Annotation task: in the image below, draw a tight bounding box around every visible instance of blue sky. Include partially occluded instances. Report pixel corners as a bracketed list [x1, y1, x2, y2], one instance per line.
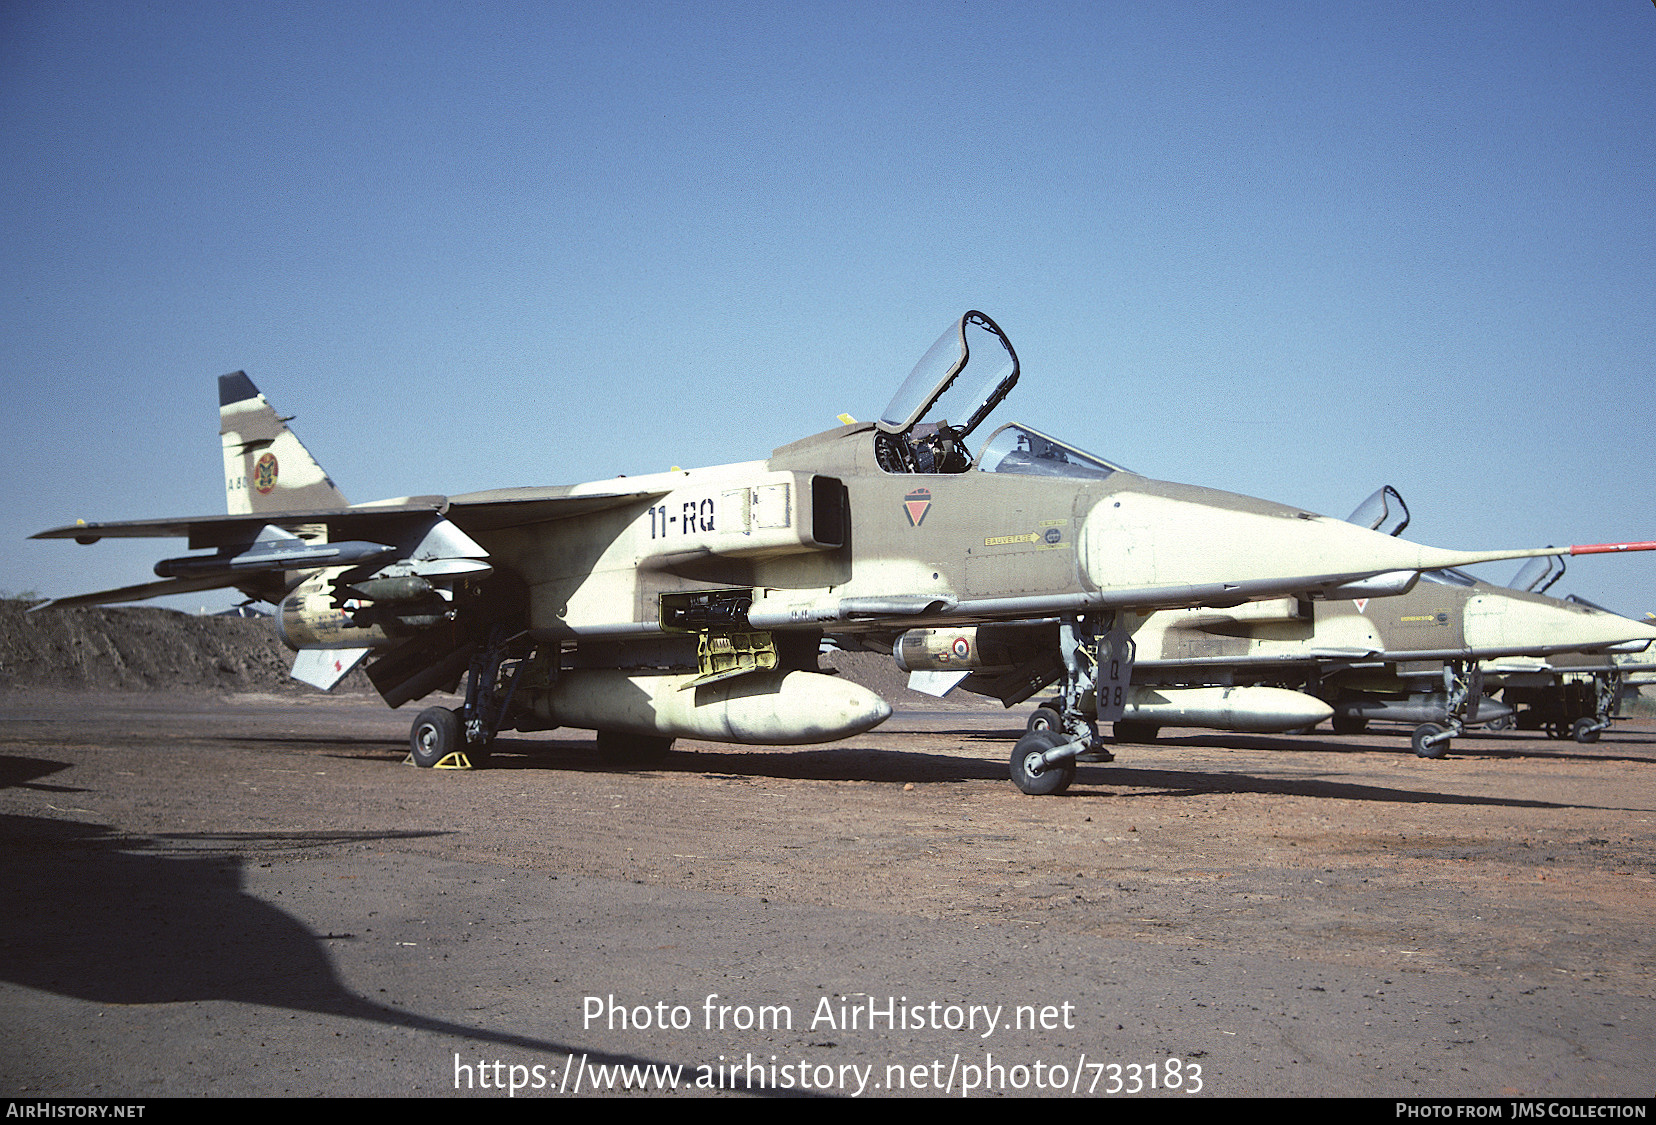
[4, 1, 1653, 616]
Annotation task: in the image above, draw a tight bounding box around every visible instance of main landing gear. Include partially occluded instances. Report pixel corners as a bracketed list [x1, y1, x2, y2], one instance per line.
[407, 626, 533, 769]
[1536, 672, 1619, 744]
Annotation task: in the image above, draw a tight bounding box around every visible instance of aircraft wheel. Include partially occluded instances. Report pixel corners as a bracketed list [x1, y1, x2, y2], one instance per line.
[1113, 720, 1159, 744]
[597, 729, 675, 764]
[1484, 714, 1513, 732]
[1010, 729, 1075, 796]
[1571, 718, 1601, 744]
[410, 707, 462, 768]
[1026, 705, 1063, 734]
[1331, 714, 1367, 735]
[1411, 722, 1448, 759]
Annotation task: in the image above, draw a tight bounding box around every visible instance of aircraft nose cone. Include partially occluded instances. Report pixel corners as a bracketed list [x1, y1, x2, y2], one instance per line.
[1464, 594, 1656, 655]
[1079, 490, 1452, 599]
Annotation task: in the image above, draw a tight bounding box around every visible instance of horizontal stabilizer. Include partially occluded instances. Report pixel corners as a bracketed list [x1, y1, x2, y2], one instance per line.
[28, 573, 246, 612]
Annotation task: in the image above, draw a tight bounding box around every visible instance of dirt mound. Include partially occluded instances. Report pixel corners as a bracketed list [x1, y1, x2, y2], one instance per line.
[0, 600, 318, 695]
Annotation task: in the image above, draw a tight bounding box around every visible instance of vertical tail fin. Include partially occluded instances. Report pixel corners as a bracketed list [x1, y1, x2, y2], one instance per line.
[219, 372, 349, 514]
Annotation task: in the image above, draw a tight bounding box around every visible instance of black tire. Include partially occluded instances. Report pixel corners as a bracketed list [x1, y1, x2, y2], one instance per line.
[410, 707, 462, 768]
[597, 729, 675, 764]
[1026, 705, 1063, 734]
[1331, 713, 1368, 735]
[1010, 729, 1076, 796]
[1571, 718, 1601, 744]
[1412, 722, 1448, 759]
[1484, 714, 1513, 732]
[1113, 719, 1160, 744]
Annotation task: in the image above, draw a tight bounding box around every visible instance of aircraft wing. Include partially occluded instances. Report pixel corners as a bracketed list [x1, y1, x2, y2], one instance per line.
[32, 483, 672, 548]
[29, 485, 676, 616]
[444, 485, 670, 532]
[30, 500, 449, 548]
[28, 500, 456, 611]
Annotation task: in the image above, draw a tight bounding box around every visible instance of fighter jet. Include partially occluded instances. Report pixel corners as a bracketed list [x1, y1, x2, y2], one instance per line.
[903, 490, 1656, 760]
[1477, 590, 1656, 744]
[30, 312, 1653, 793]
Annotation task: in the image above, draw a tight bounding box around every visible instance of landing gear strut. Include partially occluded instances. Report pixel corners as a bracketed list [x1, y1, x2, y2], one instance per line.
[1410, 661, 1482, 759]
[1009, 616, 1132, 794]
[1573, 670, 1621, 743]
[407, 625, 534, 769]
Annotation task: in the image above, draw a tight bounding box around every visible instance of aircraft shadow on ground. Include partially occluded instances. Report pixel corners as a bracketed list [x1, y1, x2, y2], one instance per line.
[1064, 765, 1583, 808]
[151, 719, 1641, 805]
[0, 813, 740, 1087]
[0, 755, 80, 792]
[223, 713, 1656, 774]
[483, 737, 1016, 785]
[1126, 728, 1656, 768]
[462, 736, 1600, 809]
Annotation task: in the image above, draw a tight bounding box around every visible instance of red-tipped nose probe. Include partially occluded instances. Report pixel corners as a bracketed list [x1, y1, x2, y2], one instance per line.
[1569, 541, 1656, 555]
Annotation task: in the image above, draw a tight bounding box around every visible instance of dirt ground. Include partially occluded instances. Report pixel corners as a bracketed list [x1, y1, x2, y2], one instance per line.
[1, 604, 1651, 1098]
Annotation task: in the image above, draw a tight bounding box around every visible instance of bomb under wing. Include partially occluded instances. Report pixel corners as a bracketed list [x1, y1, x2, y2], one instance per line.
[30, 312, 1655, 790]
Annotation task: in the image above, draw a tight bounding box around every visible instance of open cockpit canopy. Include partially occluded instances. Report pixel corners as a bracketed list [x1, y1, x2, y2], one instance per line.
[872, 311, 1124, 479]
[878, 310, 1018, 439]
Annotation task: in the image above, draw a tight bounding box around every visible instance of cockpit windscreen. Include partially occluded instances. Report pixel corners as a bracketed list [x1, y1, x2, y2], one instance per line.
[975, 423, 1126, 480]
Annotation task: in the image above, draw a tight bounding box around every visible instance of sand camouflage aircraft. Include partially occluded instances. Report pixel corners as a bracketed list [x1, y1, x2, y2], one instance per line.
[1477, 583, 1656, 745]
[903, 487, 1656, 759]
[31, 312, 1655, 793]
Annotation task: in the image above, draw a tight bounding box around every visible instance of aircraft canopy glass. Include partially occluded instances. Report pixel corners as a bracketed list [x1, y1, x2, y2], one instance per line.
[1564, 593, 1616, 614]
[878, 311, 1018, 439]
[974, 423, 1125, 480]
[1345, 486, 1410, 537]
[1509, 554, 1564, 594]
